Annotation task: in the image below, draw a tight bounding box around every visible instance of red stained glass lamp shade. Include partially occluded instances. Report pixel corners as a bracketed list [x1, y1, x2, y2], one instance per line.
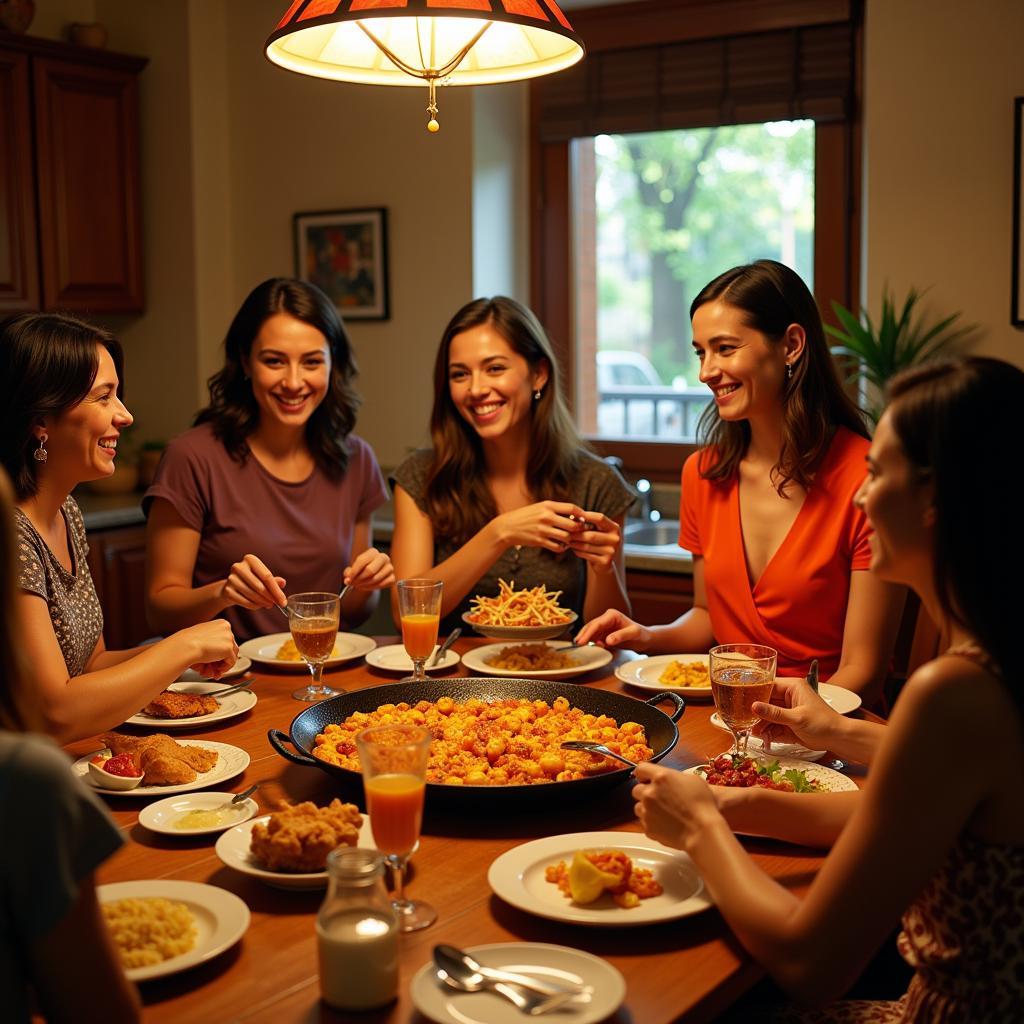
[266, 1, 585, 130]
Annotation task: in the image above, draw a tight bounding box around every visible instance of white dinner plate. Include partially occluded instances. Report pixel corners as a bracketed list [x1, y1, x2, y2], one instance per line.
[462, 641, 613, 681]
[124, 681, 257, 730]
[73, 740, 250, 797]
[685, 754, 858, 793]
[177, 656, 252, 682]
[214, 813, 376, 890]
[98, 879, 250, 982]
[708, 713, 826, 762]
[817, 681, 862, 714]
[410, 942, 626, 1024]
[488, 830, 713, 926]
[365, 643, 460, 673]
[139, 791, 261, 836]
[615, 653, 713, 697]
[238, 631, 377, 670]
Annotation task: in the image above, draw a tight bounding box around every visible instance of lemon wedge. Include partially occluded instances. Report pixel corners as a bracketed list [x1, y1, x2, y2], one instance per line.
[567, 850, 622, 904]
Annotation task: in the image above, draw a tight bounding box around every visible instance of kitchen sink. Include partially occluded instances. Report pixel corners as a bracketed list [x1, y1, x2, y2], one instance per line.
[623, 520, 681, 547]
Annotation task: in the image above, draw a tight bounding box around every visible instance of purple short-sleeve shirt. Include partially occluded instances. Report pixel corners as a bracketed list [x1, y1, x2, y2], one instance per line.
[144, 424, 388, 640]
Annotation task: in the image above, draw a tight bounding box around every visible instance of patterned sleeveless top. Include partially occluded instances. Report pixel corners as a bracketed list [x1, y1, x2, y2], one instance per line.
[776, 644, 1024, 1023]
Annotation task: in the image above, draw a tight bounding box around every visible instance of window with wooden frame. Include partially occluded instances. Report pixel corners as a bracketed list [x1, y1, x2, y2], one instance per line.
[530, 0, 862, 481]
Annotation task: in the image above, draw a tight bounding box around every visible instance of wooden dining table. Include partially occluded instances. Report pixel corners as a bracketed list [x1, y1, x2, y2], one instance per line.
[64, 637, 865, 1024]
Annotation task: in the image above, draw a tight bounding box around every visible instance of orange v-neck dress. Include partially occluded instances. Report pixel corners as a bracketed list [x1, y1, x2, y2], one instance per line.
[678, 427, 872, 679]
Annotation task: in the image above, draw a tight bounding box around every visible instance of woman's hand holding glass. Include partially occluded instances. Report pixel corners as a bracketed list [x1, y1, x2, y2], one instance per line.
[356, 724, 436, 932]
[752, 677, 843, 751]
[574, 609, 653, 651]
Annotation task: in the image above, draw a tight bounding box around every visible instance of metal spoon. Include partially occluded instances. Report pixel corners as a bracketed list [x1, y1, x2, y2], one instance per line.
[230, 783, 259, 804]
[433, 946, 589, 1015]
[428, 627, 462, 667]
[560, 740, 638, 768]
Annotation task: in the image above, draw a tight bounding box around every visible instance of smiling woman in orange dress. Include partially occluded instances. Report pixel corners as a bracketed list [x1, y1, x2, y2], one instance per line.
[633, 357, 1024, 1020]
[0, 313, 238, 743]
[577, 261, 905, 704]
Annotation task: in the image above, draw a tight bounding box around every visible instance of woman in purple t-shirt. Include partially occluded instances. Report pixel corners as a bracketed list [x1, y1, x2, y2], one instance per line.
[144, 278, 393, 641]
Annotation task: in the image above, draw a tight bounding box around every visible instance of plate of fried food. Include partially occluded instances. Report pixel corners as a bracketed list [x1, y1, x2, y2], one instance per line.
[461, 640, 612, 681]
[74, 733, 250, 796]
[123, 681, 257, 730]
[215, 799, 376, 890]
[615, 653, 713, 697]
[488, 831, 712, 926]
[238, 631, 377, 669]
[98, 879, 250, 982]
[463, 580, 578, 641]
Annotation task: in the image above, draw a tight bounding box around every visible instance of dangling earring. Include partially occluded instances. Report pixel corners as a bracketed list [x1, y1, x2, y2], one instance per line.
[534, 389, 543, 401]
[785, 362, 794, 382]
[33, 433, 48, 463]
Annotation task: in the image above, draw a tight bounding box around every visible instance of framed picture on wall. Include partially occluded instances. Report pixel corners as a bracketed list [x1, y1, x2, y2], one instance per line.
[293, 207, 390, 320]
[1013, 97, 1023, 328]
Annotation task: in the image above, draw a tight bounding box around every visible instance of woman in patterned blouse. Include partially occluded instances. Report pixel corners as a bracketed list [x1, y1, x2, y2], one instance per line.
[0, 313, 238, 742]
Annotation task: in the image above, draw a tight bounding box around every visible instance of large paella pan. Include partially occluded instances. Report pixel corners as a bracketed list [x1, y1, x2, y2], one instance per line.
[268, 677, 684, 807]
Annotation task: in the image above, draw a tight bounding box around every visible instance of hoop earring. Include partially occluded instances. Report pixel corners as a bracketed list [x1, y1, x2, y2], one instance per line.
[534, 389, 543, 401]
[33, 433, 48, 463]
[785, 362, 794, 382]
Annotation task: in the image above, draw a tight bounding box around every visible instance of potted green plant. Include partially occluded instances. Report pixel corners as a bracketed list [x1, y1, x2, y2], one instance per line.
[826, 287, 974, 423]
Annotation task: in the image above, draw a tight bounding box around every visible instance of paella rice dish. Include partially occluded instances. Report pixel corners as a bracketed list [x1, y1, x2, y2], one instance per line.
[657, 660, 710, 688]
[312, 695, 654, 785]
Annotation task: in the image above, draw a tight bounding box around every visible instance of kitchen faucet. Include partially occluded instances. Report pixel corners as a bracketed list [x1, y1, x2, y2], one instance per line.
[635, 478, 661, 522]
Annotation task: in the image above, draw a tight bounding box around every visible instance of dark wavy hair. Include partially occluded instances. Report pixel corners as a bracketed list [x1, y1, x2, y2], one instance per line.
[691, 260, 867, 494]
[194, 278, 361, 479]
[424, 296, 585, 543]
[0, 312, 124, 501]
[886, 357, 1021, 707]
[0, 466, 36, 732]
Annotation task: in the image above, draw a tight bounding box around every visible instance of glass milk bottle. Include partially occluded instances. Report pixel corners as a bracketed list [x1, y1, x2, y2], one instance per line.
[317, 848, 399, 1011]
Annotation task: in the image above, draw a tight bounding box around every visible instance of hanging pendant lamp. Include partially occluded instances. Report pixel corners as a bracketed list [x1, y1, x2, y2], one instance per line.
[266, 0, 585, 132]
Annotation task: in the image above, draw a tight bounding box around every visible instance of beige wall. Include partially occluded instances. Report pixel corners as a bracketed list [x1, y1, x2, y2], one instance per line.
[28, 0, 1023, 458]
[864, 0, 1024, 365]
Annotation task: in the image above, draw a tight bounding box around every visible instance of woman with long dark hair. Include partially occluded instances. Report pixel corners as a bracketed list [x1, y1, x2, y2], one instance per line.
[633, 357, 1024, 1018]
[0, 313, 237, 743]
[390, 296, 633, 630]
[578, 260, 904, 701]
[145, 278, 394, 641]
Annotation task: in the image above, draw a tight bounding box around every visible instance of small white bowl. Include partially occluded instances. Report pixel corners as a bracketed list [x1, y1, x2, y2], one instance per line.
[87, 758, 143, 791]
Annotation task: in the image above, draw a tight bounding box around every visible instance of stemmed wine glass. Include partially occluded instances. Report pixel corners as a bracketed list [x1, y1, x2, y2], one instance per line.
[355, 723, 436, 932]
[287, 591, 341, 702]
[396, 579, 442, 683]
[709, 643, 777, 757]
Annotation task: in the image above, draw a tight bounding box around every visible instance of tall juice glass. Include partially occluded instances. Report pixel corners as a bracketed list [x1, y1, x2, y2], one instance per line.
[356, 723, 436, 932]
[396, 579, 442, 682]
[709, 644, 777, 757]
[287, 591, 341, 702]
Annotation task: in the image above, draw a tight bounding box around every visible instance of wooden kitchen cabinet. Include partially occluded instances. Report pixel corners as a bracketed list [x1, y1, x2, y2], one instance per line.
[626, 569, 693, 623]
[86, 524, 152, 650]
[0, 32, 146, 313]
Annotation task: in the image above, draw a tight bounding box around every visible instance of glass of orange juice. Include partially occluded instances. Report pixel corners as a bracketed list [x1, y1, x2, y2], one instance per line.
[355, 723, 436, 932]
[396, 578, 442, 682]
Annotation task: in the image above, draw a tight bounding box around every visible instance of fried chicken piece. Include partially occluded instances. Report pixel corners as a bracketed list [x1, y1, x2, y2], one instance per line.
[141, 690, 220, 719]
[250, 800, 362, 873]
[99, 731, 219, 783]
[139, 747, 197, 785]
